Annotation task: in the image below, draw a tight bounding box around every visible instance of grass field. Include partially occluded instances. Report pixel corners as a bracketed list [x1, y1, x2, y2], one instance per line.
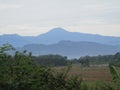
[54, 64, 113, 82]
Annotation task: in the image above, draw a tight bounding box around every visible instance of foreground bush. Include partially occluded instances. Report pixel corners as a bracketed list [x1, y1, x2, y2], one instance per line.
[0, 44, 82, 90]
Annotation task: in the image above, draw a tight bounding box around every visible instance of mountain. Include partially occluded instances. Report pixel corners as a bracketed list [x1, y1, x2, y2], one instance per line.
[0, 34, 31, 47]
[21, 41, 120, 58]
[0, 27, 120, 47]
[31, 27, 120, 45]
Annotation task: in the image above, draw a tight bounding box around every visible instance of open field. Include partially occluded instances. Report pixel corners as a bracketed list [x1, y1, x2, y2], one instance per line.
[54, 64, 114, 82]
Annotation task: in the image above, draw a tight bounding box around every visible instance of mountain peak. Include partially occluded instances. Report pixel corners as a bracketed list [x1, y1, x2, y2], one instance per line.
[48, 27, 69, 33]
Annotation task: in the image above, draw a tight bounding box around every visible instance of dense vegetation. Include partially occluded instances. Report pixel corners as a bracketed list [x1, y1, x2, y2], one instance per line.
[33, 55, 67, 66]
[0, 44, 120, 90]
[32, 52, 120, 67]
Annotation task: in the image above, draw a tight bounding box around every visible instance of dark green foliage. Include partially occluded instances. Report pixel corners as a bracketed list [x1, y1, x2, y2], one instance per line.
[71, 52, 120, 67]
[33, 54, 67, 66]
[109, 52, 120, 67]
[78, 56, 90, 67]
[93, 82, 119, 90]
[109, 65, 120, 81]
[108, 65, 120, 90]
[81, 84, 89, 90]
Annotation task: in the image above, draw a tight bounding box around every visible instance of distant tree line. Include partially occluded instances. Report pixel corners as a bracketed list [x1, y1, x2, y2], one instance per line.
[33, 55, 67, 66]
[31, 52, 120, 67]
[71, 53, 120, 67]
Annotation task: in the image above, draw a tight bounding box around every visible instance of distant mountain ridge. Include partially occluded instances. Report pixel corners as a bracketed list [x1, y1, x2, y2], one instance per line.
[21, 40, 120, 58]
[0, 27, 120, 47]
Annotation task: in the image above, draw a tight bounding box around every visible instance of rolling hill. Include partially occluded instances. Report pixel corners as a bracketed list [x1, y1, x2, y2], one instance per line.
[21, 41, 120, 58]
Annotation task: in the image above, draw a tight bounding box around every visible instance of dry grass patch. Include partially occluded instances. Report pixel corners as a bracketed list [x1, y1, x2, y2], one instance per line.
[53, 65, 113, 82]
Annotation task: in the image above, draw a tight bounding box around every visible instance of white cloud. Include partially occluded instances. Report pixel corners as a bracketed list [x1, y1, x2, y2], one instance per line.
[0, 0, 120, 36]
[0, 24, 53, 36]
[66, 24, 120, 36]
[76, 19, 106, 25]
[0, 3, 24, 9]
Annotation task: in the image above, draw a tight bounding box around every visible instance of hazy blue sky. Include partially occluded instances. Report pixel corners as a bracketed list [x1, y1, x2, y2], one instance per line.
[0, 0, 120, 36]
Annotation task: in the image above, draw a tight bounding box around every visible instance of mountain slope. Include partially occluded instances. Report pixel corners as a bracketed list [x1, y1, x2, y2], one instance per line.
[0, 34, 31, 47]
[21, 41, 120, 58]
